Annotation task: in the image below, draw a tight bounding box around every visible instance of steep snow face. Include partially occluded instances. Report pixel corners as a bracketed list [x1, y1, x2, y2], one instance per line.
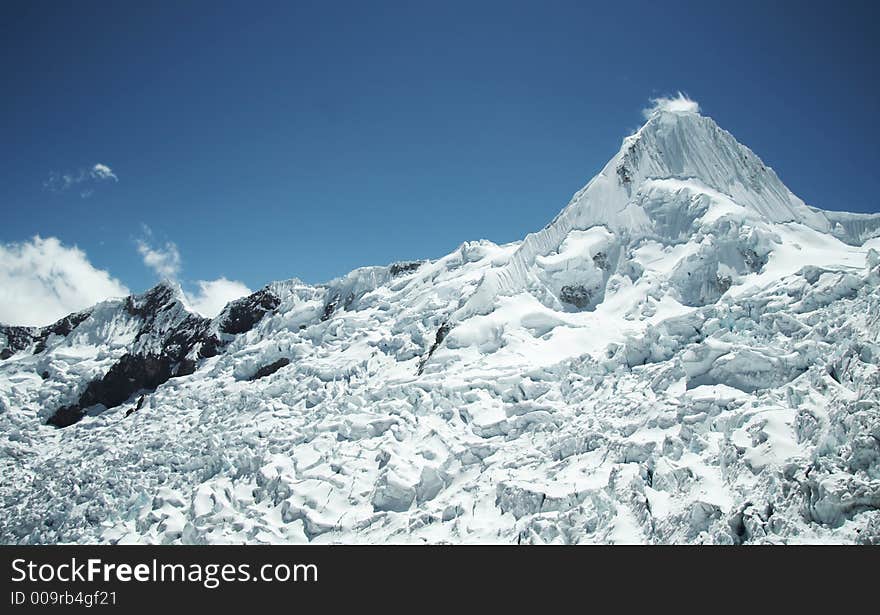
[460, 109, 842, 317]
[617, 110, 825, 225]
[1, 109, 879, 545]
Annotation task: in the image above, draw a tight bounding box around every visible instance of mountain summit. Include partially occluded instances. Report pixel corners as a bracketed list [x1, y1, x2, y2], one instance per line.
[2, 106, 880, 544]
[461, 106, 877, 316]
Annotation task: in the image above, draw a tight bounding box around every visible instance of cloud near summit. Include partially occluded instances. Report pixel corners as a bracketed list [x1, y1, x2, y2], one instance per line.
[642, 92, 700, 119]
[136, 236, 182, 280]
[136, 228, 251, 318]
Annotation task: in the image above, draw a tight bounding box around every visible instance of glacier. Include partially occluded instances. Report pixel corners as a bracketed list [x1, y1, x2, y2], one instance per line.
[2, 104, 880, 544]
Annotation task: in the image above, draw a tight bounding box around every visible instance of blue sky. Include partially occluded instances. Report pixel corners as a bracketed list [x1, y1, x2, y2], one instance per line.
[1, 1, 878, 324]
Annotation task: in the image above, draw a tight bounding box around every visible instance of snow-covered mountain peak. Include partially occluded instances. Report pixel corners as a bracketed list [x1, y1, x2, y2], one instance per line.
[641, 92, 702, 119]
[582, 106, 832, 232]
[619, 110, 824, 225]
[2, 106, 880, 545]
[458, 108, 858, 319]
[127, 279, 188, 313]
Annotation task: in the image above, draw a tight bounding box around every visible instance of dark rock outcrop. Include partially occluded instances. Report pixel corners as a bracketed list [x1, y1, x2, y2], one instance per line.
[560, 285, 592, 309]
[249, 357, 291, 381]
[321, 291, 356, 322]
[0, 326, 33, 356]
[390, 261, 422, 277]
[0, 310, 92, 359]
[48, 354, 173, 427]
[716, 274, 733, 294]
[44, 283, 284, 428]
[741, 248, 767, 272]
[321, 294, 340, 322]
[125, 395, 147, 418]
[220, 288, 281, 335]
[417, 322, 451, 375]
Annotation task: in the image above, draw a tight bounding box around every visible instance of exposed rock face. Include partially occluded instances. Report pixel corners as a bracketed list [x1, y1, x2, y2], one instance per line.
[560, 284, 593, 308]
[0, 311, 92, 359]
[32, 282, 286, 428]
[321, 289, 361, 322]
[592, 251, 609, 271]
[125, 395, 146, 418]
[417, 322, 451, 375]
[220, 289, 281, 335]
[741, 248, 767, 272]
[321, 295, 339, 322]
[48, 355, 173, 427]
[249, 357, 291, 381]
[389, 261, 422, 277]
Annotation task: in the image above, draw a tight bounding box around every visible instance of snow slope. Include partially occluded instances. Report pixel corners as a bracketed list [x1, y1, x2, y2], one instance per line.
[2, 106, 879, 544]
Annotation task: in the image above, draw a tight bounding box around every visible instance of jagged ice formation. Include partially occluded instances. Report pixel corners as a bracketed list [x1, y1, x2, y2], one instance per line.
[2, 104, 880, 544]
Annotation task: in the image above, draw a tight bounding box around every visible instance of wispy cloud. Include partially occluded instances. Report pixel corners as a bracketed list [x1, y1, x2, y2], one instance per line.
[642, 92, 700, 119]
[90, 163, 117, 182]
[136, 227, 181, 280]
[136, 226, 251, 316]
[44, 163, 119, 197]
[0, 236, 129, 326]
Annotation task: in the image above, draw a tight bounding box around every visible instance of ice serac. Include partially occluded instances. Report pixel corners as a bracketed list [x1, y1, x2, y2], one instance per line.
[460, 106, 836, 316]
[2, 103, 880, 545]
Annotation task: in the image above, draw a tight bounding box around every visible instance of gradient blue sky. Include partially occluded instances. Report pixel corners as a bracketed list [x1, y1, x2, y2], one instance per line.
[2, 0, 879, 298]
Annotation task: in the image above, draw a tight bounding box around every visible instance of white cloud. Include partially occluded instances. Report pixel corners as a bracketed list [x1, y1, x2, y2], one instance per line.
[136, 236, 181, 280]
[44, 162, 118, 197]
[642, 92, 700, 119]
[91, 163, 118, 182]
[0, 236, 129, 327]
[186, 278, 252, 318]
[0, 230, 250, 326]
[136, 227, 250, 317]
